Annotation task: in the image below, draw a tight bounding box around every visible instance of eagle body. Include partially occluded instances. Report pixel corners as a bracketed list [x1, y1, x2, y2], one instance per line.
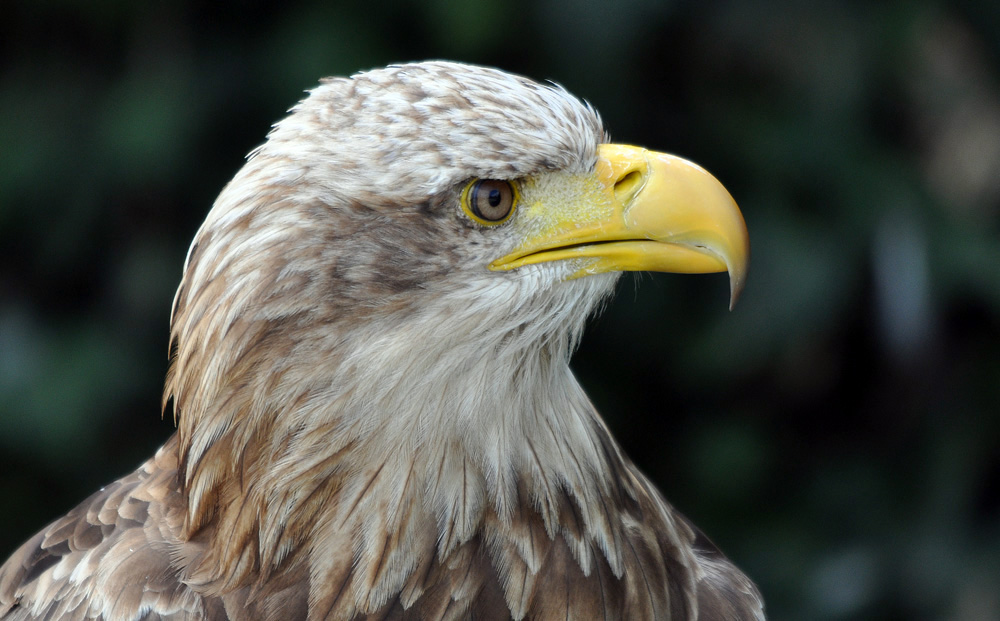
[0, 62, 763, 620]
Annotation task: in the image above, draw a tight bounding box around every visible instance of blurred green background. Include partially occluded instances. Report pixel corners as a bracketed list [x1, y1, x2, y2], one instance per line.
[1, 1, 998, 619]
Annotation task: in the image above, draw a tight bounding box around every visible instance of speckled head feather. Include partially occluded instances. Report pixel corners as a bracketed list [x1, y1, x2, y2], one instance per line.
[267, 62, 606, 202]
[0, 62, 763, 621]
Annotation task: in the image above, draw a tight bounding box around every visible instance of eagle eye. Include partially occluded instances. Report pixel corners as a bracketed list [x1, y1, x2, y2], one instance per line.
[462, 179, 517, 225]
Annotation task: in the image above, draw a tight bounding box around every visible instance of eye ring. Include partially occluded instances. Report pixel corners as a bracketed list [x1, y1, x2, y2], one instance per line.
[461, 179, 517, 226]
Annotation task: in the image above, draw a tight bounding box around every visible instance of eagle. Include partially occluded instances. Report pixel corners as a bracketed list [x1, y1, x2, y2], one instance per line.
[0, 62, 762, 620]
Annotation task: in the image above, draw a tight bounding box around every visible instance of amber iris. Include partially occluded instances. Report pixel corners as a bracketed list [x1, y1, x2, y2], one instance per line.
[463, 179, 516, 225]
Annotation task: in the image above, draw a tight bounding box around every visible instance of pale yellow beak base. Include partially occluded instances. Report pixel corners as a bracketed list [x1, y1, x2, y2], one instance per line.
[490, 144, 750, 309]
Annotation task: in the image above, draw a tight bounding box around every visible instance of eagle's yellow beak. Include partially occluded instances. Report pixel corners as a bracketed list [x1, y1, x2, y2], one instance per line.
[490, 144, 749, 308]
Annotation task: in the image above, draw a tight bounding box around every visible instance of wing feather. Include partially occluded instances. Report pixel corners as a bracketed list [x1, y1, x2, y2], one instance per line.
[0, 436, 209, 621]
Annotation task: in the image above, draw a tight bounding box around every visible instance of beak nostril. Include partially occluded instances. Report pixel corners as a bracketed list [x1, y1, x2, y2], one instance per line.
[614, 170, 644, 204]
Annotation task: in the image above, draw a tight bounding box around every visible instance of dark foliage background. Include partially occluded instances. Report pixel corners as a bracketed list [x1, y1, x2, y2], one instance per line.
[2, 1, 998, 619]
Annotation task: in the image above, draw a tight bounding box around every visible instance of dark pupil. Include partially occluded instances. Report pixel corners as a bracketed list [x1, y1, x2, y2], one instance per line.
[487, 188, 502, 207]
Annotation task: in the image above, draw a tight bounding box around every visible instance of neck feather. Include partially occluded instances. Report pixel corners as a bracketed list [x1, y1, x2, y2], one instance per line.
[165, 268, 644, 594]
